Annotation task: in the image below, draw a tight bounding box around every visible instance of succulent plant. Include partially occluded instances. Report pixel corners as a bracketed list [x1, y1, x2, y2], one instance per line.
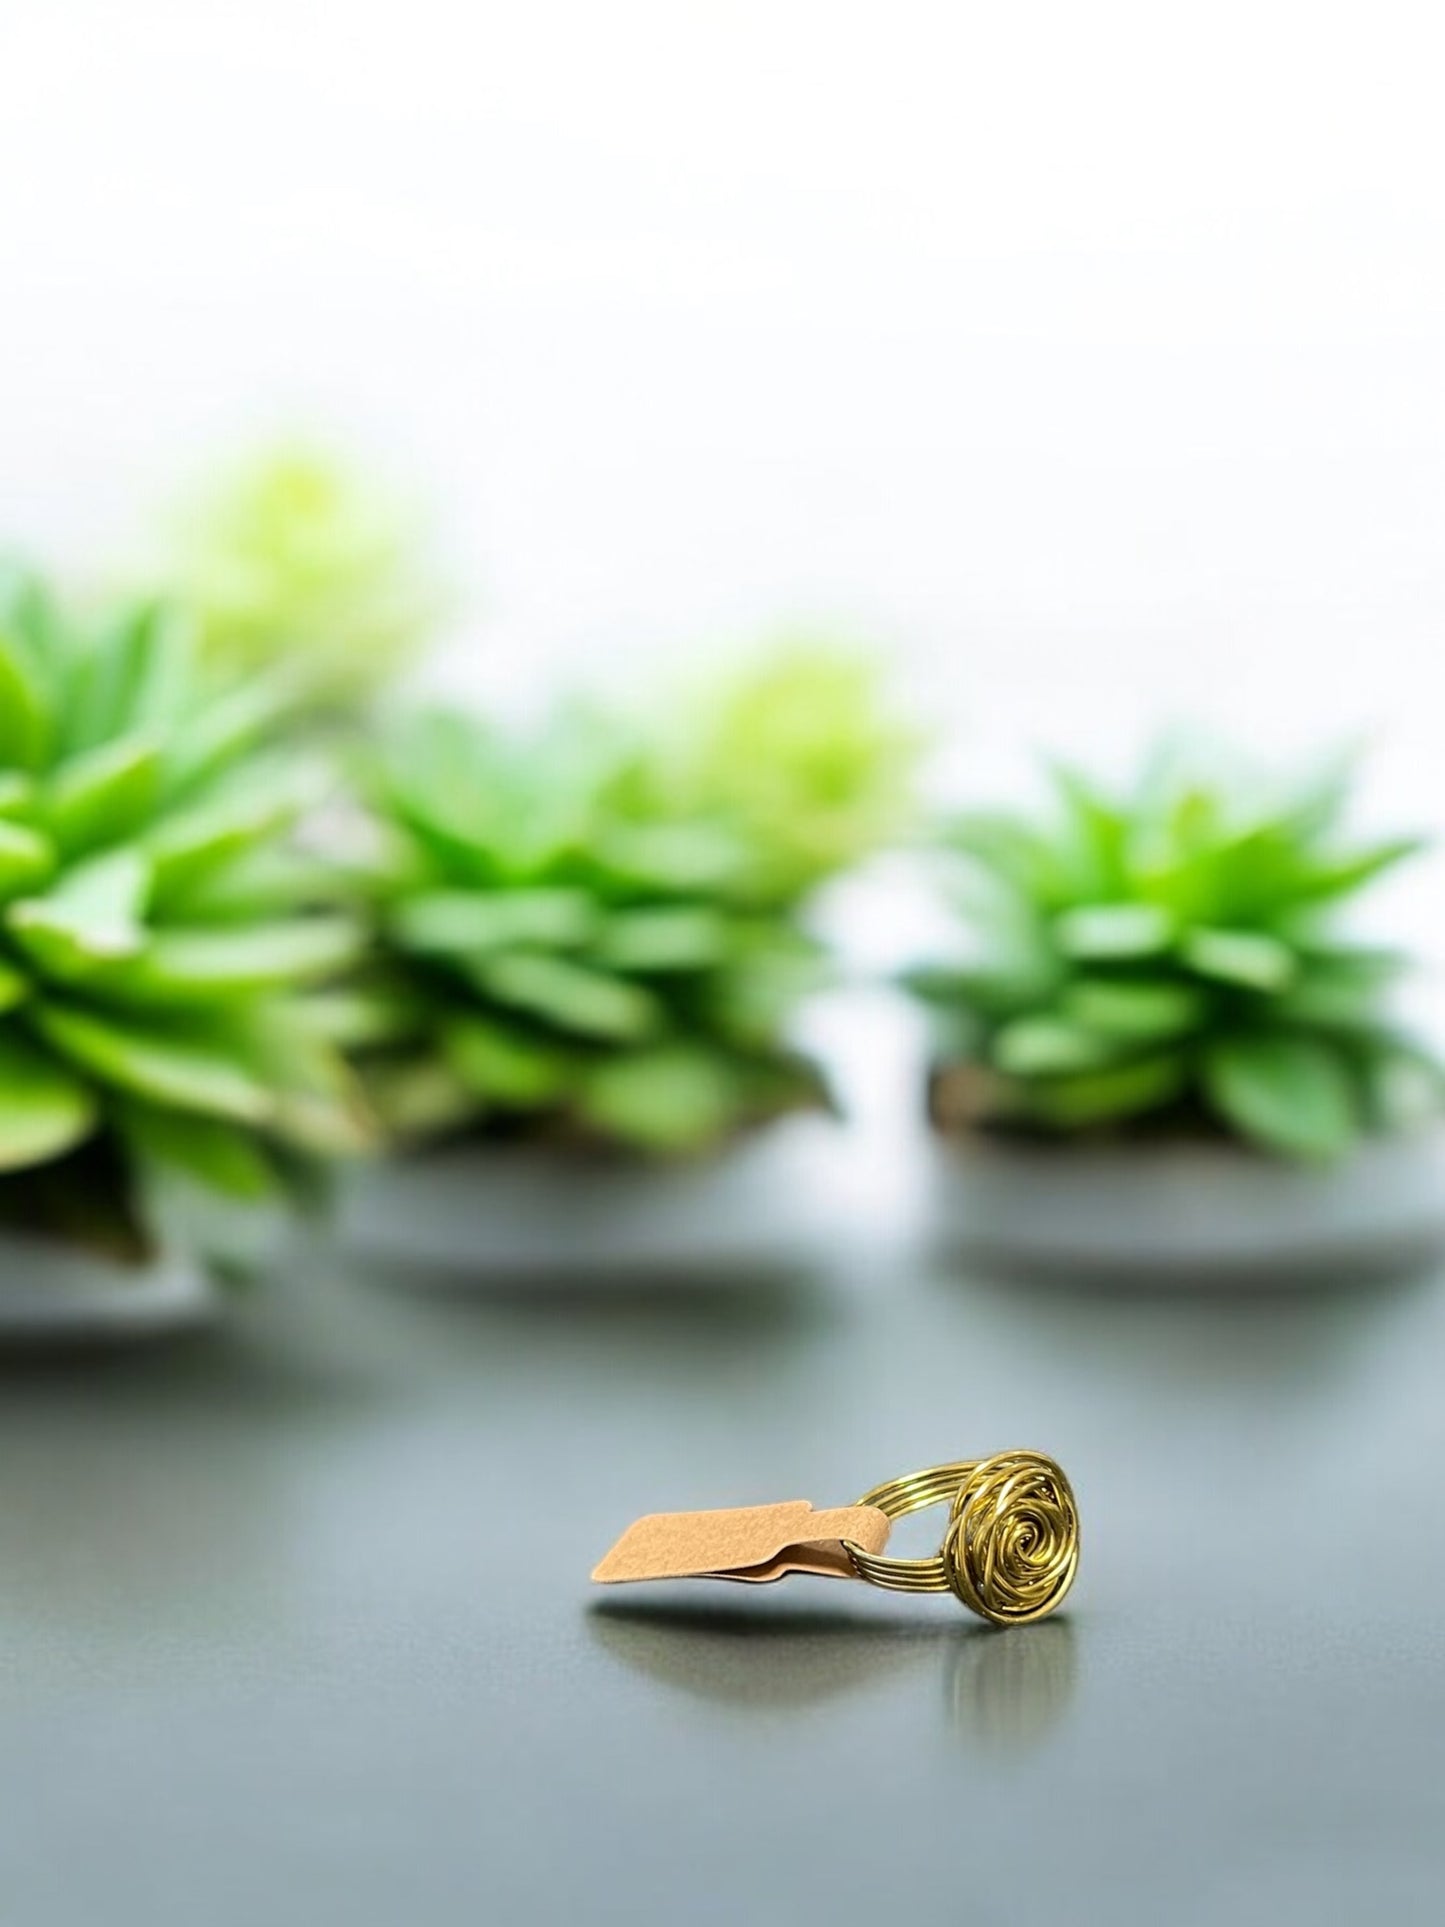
[680, 642, 920, 900]
[138, 445, 442, 713]
[332, 651, 914, 1155]
[0, 562, 368, 1256]
[910, 744, 1438, 1160]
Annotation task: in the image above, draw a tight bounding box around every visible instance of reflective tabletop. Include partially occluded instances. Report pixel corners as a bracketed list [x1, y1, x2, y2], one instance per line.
[4, 1168, 1445, 1924]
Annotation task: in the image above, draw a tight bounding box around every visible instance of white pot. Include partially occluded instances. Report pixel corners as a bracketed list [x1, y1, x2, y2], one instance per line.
[0, 1230, 220, 1346]
[336, 1111, 862, 1283]
[926, 1128, 1445, 1287]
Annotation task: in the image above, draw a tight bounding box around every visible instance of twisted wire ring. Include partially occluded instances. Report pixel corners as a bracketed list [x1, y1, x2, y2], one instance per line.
[842, 1450, 1079, 1626]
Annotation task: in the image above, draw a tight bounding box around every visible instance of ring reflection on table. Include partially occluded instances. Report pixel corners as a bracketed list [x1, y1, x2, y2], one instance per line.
[946, 1618, 1077, 1752]
[589, 1597, 1078, 1752]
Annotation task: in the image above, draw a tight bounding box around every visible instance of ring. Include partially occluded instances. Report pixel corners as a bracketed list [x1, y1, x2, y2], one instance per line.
[842, 1450, 1079, 1626]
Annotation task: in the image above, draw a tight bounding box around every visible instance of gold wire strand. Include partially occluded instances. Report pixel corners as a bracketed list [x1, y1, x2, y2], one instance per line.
[842, 1451, 1079, 1626]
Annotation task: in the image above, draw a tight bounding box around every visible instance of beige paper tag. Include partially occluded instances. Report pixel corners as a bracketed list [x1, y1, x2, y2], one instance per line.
[592, 1499, 892, 1586]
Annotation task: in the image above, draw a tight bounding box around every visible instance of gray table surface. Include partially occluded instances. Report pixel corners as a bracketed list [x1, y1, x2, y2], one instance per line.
[5, 1199, 1445, 1925]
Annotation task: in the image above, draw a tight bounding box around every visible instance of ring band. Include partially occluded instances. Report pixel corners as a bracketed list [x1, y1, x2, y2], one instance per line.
[842, 1450, 1079, 1626]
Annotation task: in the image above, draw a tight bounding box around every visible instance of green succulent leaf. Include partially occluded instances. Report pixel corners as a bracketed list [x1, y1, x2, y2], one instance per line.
[474, 952, 661, 1042]
[1047, 762, 1131, 897]
[1055, 902, 1175, 960]
[992, 1017, 1118, 1078]
[1271, 952, 1404, 1029]
[592, 905, 728, 972]
[0, 624, 52, 771]
[579, 1046, 744, 1153]
[1295, 837, 1425, 904]
[0, 772, 35, 816]
[1019, 1053, 1190, 1130]
[41, 733, 162, 857]
[7, 849, 152, 981]
[905, 941, 1060, 1022]
[58, 603, 190, 759]
[32, 1002, 278, 1125]
[117, 1099, 278, 1200]
[98, 917, 362, 1004]
[597, 821, 751, 895]
[303, 983, 428, 1049]
[390, 888, 597, 957]
[145, 762, 320, 906]
[1203, 1033, 1357, 1160]
[254, 1015, 372, 1156]
[0, 819, 56, 902]
[0, 959, 28, 1013]
[0, 1027, 99, 1170]
[164, 844, 341, 922]
[441, 1014, 574, 1108]
[949, 814, 1075, 905]
[702, 928, 828, 1046]
[0, 564, 63, 663]
[162, 673, 299, 799]
[1061, 977, 1206, 1041]
[1181, 927, 1297, 992]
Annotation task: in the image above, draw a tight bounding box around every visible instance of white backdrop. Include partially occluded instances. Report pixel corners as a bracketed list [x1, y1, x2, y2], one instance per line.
[3, 2, 1444, 829]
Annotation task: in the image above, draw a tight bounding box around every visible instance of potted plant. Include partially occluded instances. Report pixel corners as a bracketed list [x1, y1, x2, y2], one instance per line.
[907, 741, 1445, 1285]
[328, 646, 916, 1279]
[0, 562, 368, 1341]
[130, 442, 444, 716]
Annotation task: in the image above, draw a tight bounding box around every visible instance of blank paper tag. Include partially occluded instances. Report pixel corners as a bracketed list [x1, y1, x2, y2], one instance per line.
[592, 1500, 892, 1586]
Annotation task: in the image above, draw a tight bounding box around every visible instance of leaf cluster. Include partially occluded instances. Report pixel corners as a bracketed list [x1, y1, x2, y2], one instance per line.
[0, 564, 367, 1246]
[337, 655, 912, 1154]
[679, 643, 920, 900]
[141, 446, 443, 713]
[909, 746, 1437, 1159]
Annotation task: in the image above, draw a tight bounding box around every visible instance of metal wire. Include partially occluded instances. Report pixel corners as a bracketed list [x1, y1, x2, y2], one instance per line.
[842, 1450, 1079, 1626]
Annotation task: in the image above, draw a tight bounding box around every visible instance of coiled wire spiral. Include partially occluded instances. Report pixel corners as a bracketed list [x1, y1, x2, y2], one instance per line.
[842, 1450, 1079, 1626]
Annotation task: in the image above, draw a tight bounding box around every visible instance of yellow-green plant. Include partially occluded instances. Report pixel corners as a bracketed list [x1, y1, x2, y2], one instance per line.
[910, 745, 1437, 1160]
[140, 445, 442, 713]
[0, 562, 367, 1255]
[683, 643, 919, 900]
[330, 651, 914, 1154]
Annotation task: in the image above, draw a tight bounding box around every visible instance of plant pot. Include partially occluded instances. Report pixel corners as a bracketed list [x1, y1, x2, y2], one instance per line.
[336, 1110, 865, 1286]
[0, 1229, 220, 1347]
[925, 1126, 1445, 1288]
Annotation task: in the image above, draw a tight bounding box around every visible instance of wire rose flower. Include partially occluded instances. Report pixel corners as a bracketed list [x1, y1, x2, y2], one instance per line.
[942, 1451, 1079, 1625]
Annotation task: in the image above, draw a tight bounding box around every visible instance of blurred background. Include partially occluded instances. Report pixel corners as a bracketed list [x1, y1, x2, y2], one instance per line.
[5, 2, 1445, 813]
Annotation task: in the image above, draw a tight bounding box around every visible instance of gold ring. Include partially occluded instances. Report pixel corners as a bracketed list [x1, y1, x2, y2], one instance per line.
[843, 1450, 1079, 1626]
